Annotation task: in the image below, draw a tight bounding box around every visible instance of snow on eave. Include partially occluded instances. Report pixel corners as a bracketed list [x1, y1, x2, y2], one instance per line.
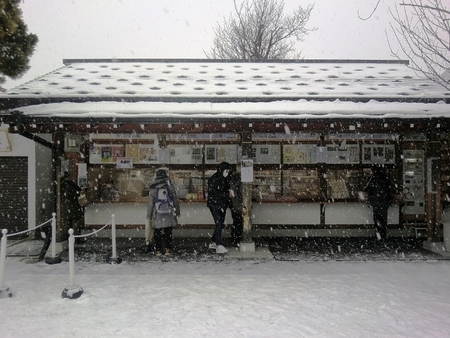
[9, 99, 450, 121]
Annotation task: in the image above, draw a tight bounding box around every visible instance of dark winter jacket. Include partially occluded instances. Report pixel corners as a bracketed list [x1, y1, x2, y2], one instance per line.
[147, 178, 180, 229]
[207, 162, 232, 210]
[62, 180, 83, 220]
[364, 167, 391, 208]
[228, 172, 243, 211]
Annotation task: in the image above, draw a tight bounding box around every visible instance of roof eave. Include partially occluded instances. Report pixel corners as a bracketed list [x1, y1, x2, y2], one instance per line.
[1, 95, 448, 112]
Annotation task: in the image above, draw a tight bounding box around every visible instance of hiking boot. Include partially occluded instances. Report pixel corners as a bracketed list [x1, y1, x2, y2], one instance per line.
[216, 245, 228, 254]
[165, 249, 171, 256]
[156, 251, 162, 256]
[208, 242, 217, 250]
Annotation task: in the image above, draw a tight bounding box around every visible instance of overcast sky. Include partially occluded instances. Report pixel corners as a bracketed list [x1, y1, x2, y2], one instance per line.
[6, 0, 402, 89]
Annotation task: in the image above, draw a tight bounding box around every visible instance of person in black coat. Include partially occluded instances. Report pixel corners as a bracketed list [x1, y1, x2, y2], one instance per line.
[207, 162, 232, 253]
[62, 173, 84, 240]
[228, 164, 243, 247]
[364, 164, 391, 239]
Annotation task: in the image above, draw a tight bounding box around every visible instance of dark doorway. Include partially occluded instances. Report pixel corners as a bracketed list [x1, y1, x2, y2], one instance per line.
[0, 157, 28, 233]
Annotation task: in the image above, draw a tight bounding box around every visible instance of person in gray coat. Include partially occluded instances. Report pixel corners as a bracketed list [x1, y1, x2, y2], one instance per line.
[147, 169, 180, 256]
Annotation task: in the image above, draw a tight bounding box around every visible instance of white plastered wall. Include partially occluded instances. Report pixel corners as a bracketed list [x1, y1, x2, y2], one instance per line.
[35, 134, 53, 225]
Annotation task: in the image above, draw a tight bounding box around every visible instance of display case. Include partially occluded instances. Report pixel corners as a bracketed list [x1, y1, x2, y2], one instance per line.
[86, 166, 155, 202]
[253, 169, 282, 201]
[83, 134, 400, 206]
[169, 169, 205, 201]
[283, 169, 320, 200]
[326, 169, 362, 200]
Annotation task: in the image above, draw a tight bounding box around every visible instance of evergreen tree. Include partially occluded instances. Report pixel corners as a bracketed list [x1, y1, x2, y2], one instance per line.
[0, 0, 38, 90]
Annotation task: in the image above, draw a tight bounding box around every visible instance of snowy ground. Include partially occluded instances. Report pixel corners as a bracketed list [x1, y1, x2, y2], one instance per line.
[1, 242, 450, 337]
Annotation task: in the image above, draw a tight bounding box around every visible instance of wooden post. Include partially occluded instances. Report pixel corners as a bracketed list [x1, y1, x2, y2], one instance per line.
[54, 132, 65, 242]
[240, 131, 255, 251]
[427, 133, 441, 242]
[242, 182, 252, 243]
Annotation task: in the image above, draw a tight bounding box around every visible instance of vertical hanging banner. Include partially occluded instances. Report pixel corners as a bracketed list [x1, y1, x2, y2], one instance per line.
[241, 159, 254, 183]
[77, 163, 87, 187]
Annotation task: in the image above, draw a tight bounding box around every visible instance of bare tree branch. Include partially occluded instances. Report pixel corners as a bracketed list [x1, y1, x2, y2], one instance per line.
[388, 0, 450, 90]
[206, 0, 315, 60]
[400, 2, 450, 15]
[358, 0, 381, 21]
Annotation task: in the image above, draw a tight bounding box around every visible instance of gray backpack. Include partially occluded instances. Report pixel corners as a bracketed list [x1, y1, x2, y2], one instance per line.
[154, 185, 175, 215]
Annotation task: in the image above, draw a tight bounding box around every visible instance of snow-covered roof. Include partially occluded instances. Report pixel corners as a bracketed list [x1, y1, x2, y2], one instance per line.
[0, 59, 449, 124]
[15, 100, 450, 121]
[3, 59, 449, 101]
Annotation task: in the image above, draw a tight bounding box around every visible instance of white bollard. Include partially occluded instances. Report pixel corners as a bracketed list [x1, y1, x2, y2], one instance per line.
[108, 214, 122, 264]
[62, 229, 83, 299]
[51, 212, 56, 258]
[111, 214, 117, 259]
[0, 229, 13, 298]
[46, 213, 61, 264]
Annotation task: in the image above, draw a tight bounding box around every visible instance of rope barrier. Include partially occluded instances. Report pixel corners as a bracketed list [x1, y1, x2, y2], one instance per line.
[1, 214, 120, 300]
[1, 214, 59, 265]
[70, 215, 120, 263]
[5, 218, 52, 238]
[72, 220, 112, 238]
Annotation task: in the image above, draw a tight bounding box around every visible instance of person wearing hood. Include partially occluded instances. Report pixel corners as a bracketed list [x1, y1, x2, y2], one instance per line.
[228, 163, 243, 247]
[147, 169, 180, 256]
[62, 172, 84, 241]
[207, 161, 232, 254]
[364, 164, 391, 240]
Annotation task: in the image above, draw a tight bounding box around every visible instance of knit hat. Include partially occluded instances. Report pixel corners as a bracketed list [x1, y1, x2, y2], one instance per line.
[217, 162, 232, 173]
[155, 169, 168, 180]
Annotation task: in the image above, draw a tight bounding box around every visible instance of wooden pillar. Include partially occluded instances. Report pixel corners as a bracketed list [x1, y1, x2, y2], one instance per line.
[427, 133, 441, 241]
[53, 132, 65, 242]
[241, 131, 253, 243]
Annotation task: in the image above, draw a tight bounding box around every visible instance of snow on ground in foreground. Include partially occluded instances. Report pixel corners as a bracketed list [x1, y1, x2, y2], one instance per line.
[1, 258, 450, 338]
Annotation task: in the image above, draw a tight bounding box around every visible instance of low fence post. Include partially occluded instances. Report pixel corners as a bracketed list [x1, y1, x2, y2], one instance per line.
[62, 229, 83, 299]
[0, 229, 13, 298]
[108, 214, 122, 264]
[46, 213, 61, 264]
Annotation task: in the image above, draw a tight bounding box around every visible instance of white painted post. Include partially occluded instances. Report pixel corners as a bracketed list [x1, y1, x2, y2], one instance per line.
[0, 229, 8, 289]
[45, 213, 62, 264]
[62, 228, 83, 299]
[0, 229, 12, 298]
[68, 229, 75, 287]
[111, 214, 117, 259]
[108, 214, 121, 264]
[51, 212, 56, 258]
